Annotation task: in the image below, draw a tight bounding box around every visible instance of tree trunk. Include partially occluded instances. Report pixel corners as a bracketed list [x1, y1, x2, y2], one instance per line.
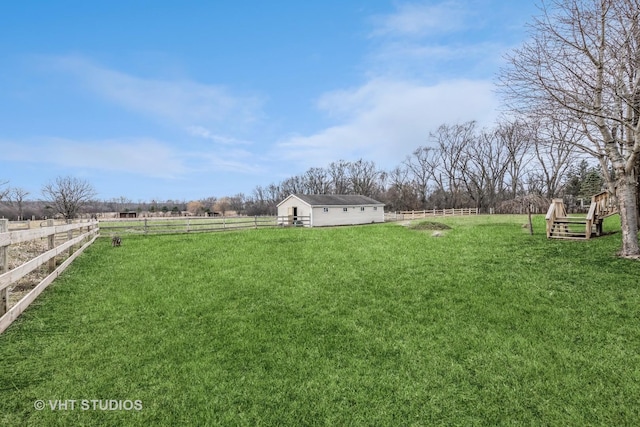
[616, 173, 640, 257]
[636, 162, 640, 229]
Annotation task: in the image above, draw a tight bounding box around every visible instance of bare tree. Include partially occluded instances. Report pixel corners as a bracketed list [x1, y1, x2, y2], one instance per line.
[228, 193, 246, 214]
[404, 147, 435, 208]
[494, 120, 533, 199]
[429, 122, 476, 208]
[186, 200, 205, 216]
[304, 167, 331, 194]
[531, 118, 580, 199]
[280, 175, 306, 197]
[328, 160, 351, 194]
[41, 176, 97, 219]
[0, 180, 9, 202]
[384, 165, 421, 211]
[348, 159, 380, 197]
[500, 0, 640, 256]
[213, 197, 231, 216]
[8, 187, 30, 220]
[459, 127, 510, 212]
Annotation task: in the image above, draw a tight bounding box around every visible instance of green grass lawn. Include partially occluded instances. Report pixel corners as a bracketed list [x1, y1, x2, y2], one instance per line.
[1, 215, 639, 426]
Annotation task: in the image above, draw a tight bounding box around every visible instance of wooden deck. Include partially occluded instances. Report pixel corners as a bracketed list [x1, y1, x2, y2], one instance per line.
[546, 192, 618, 240]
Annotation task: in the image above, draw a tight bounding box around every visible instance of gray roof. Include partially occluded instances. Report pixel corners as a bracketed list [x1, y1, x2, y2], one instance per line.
[291, 194, 384, 206]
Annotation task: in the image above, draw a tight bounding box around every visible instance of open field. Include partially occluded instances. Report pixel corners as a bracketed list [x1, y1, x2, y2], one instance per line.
[1, 215, 639, 425]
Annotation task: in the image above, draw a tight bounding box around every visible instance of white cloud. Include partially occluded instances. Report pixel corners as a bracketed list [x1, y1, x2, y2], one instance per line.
[275, 78, 499, 170]
[272, 1, 513, 174]
[2, 137, 188, 178]
[186, 125, 252, 145]
[370, 1, 469, 38]
[48, 56, 264, 128]
[195, 151, 265, 175]
[371, 40, 504, 65]
[4, 134, 269, 176]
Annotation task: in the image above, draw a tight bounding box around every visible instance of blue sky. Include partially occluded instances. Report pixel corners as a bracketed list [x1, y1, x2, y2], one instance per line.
[0, 0, 538, 202]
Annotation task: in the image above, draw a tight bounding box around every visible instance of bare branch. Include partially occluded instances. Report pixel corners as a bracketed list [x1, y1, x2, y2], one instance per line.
[41, 176, 97, 219]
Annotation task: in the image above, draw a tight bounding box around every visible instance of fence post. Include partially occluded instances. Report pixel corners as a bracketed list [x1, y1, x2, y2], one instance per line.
[0, 219, 8, 315]
[67, 219, 74, 257]
[254, 216, 258, 229]
[144, 218, 148, 234]
[47, 219, 55, 273]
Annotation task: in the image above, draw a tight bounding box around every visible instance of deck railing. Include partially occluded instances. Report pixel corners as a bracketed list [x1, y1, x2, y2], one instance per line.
[545, 199, 567, 238]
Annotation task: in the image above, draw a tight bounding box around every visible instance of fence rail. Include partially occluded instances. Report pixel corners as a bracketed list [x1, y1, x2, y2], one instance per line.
[6, 220, 31, 231]
[99, 216, 285, 235]
[385, 208, 478, 221]
[99, 215, 317, 235]
[0, 219, 98, 334]
[275, 215, 311, 227]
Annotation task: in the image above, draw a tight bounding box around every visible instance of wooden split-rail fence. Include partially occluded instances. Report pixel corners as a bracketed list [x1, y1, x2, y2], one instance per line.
[385, 208, 478, 221]
[98, 215, 300, 235]
[0, 219, 99, 334]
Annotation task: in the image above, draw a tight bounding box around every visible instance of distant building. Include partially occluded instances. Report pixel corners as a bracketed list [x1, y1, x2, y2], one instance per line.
[118, 212, 137, 219]
[277, 194, 385, 227]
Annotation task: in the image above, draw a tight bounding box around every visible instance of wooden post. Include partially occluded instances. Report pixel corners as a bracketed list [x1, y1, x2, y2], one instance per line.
[0, 219, 8, 315]
[47, 219, 55, 273]
[144, 218, 148, 234]
[67, 219, 74, 257]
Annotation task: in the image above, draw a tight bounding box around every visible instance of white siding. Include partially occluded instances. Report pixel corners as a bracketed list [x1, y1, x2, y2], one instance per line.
[276, 196, 311, 226]
[312, 205, 384, 227]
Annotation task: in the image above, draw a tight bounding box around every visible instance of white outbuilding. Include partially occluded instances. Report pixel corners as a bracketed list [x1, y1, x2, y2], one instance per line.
[276, 194, 385, 227]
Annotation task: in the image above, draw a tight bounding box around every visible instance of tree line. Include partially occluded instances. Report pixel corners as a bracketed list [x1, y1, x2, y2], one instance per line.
[244, 119, 600, 216]
[0, 118, 603, 221]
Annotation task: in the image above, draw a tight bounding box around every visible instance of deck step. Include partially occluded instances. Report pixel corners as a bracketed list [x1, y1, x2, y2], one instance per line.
[549, 218, 589, 239]
[553, 218, 587, 224]
[549, 235, 588, 240]
[550, 231, 587, 236]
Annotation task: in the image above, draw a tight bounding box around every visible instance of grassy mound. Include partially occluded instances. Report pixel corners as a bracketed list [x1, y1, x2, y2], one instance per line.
[408, 220, 452, 231]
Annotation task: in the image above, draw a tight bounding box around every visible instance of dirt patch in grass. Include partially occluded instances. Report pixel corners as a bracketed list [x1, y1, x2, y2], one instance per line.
[407, 221, 452, 231]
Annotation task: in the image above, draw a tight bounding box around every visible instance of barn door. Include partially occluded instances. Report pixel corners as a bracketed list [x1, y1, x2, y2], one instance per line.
[287, 206, 298, 224]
